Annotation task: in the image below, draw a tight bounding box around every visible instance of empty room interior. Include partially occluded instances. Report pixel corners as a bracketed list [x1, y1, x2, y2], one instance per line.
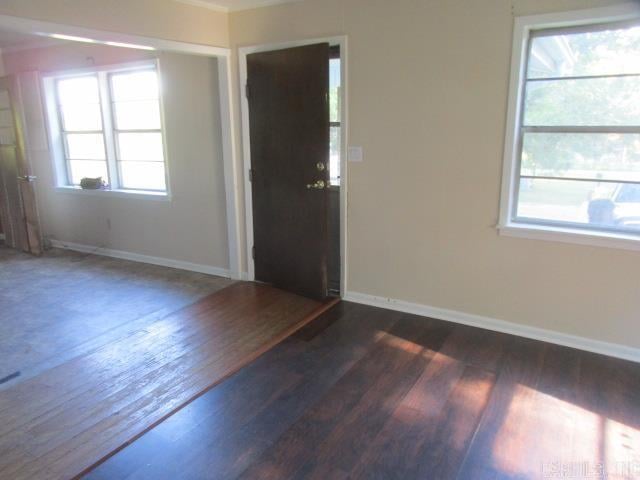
[0, 0, 639, 479]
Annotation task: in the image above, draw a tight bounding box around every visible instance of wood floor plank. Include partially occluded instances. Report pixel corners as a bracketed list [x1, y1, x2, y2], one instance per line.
[297, 315, 455, 480]
[347, 320, 504, 479]
[459, 343, 583, 480]
[456, 336, 547, 479]
[234, 313, 449, 480]
[348, 354, 466, 478]
[413, 365, 495, 479]
[0, 283, 330, 480]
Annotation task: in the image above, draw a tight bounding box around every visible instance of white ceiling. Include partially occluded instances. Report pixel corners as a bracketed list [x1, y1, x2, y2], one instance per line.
[175, 0, 304, 12]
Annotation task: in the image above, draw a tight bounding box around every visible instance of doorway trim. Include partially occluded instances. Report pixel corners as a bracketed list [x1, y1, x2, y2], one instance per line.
[238, 36, 348, 296]
[0, 14, 244, 279]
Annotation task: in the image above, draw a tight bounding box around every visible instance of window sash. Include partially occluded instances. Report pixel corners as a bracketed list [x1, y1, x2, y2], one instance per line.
[107, 68, 166, 191]
[55, 75, 108, 185]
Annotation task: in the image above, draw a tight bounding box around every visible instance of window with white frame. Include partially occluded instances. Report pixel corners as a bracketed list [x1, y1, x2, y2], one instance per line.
[501, 9, 640, 244]
[49, 63, 167, 193]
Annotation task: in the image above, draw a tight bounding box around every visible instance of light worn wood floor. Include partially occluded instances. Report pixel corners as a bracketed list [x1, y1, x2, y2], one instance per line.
[0, 282, 333, 480]
[0, 246, 233, 387]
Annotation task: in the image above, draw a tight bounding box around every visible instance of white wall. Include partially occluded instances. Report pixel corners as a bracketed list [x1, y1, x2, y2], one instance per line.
[229, 0, 640, 351]
[3, 43, 230, 272]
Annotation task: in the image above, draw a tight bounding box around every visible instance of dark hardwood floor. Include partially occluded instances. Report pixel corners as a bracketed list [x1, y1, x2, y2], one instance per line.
[83, 301, 640, 480]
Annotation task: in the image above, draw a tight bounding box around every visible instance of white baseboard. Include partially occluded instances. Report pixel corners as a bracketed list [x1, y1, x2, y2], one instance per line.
[344, 291, 640, 364]
[50, 239, 234, 279]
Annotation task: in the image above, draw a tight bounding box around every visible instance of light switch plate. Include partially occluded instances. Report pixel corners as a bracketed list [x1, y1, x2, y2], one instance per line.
[348, 146, 363, 162]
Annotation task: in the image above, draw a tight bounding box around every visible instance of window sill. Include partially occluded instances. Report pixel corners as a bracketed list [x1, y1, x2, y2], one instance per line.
[54, 186, 170, 201]
[498, 222, 640, 252]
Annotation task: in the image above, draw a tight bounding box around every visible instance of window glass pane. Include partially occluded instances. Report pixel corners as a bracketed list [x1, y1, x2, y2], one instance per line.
[522, 133, 640, 182]
[113, 100, 161, 130]
[66, 133, 105, 160]
[111, 70, 159, 101]
[119, 161, 166, 191]
[69, 160, 108, 185]
[57, 76, 100, 104]
[117, 132, 164, 161]
[516, 177, 640, 231]
[60, 103, 102, 131]
[330, 126, 340, 186]
[528, 25, 640, 79]
[329, 58, 341, 123]
[523, 76, 640, 126]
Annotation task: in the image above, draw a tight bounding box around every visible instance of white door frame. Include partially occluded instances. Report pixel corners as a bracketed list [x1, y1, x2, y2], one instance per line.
[0, 14, 244, 279]
[238, 36, 348, 296]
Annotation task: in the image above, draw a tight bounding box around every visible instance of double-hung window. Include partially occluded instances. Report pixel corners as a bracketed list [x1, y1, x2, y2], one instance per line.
[500, 7, 640, 248]
[47, 62, 167, 194]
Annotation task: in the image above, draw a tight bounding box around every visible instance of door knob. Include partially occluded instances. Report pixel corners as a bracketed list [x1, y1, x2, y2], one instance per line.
[306, 180, 325, 190]
[17, 175, 37, 182]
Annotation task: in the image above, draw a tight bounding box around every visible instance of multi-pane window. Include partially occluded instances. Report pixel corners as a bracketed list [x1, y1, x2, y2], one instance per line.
[52, 64, 167, 192]
[509, 20, 640, 236]
[329, 48, 341, 187]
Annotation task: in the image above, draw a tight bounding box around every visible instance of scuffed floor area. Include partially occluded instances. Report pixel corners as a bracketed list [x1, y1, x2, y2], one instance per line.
[0, 246, 233, 387]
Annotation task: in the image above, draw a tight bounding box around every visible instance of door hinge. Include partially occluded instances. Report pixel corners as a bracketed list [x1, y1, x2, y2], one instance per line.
[245, 83, 250, 99]
[249, 168, 254, 182]
[252, 245, 256, 260]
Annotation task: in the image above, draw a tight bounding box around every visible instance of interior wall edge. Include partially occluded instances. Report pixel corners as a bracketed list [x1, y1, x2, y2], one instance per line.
[49, 239, 235, 279]
[344, 290, 640, 364]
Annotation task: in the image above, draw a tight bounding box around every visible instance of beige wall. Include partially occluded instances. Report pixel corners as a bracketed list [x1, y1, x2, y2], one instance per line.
[4, 43, 229, 270]
[0, 0, 229, 47]
[229, 0, 640, 349]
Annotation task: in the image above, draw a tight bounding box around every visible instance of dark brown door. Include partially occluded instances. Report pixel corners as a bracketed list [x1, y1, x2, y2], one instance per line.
[247, 44, 330, 300]
[0, 75, 43, 255]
